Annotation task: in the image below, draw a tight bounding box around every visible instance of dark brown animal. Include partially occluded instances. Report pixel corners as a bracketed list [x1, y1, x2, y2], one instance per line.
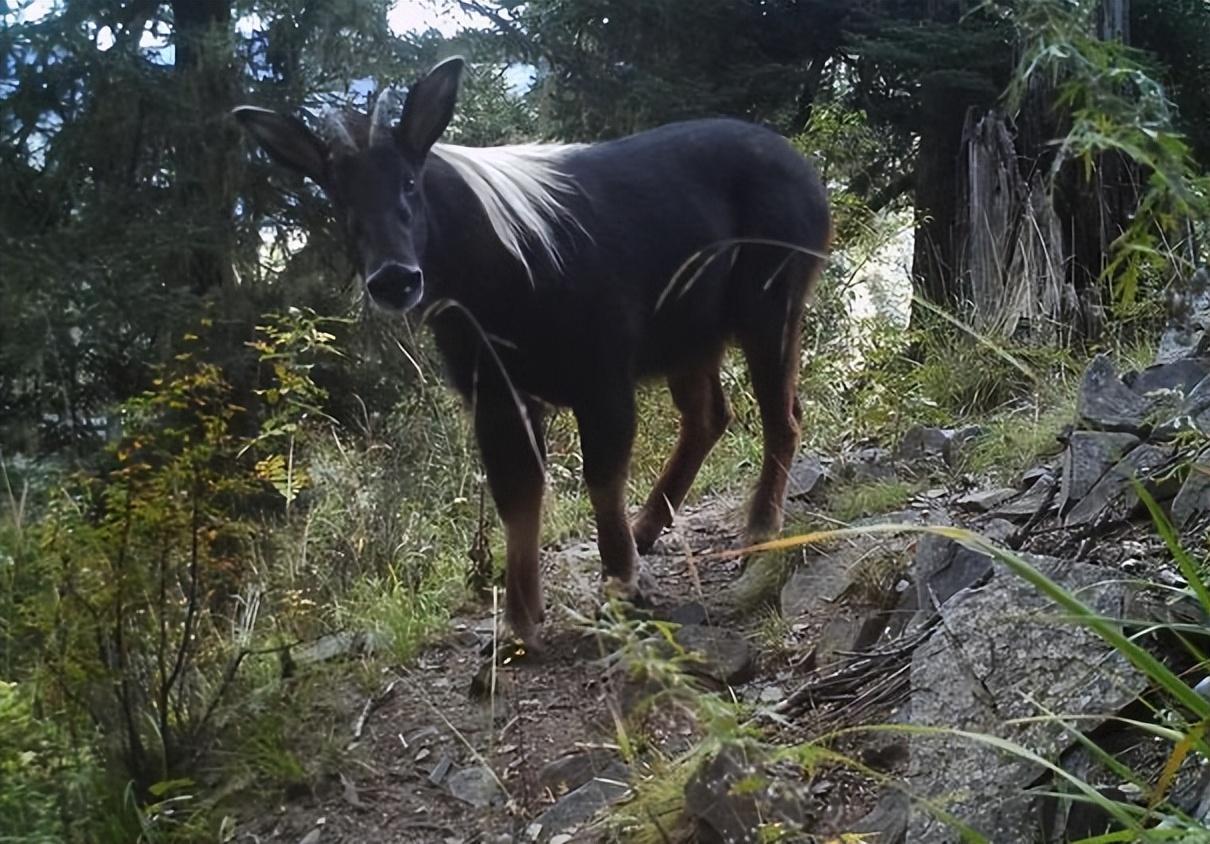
[234, 58, 831, 648]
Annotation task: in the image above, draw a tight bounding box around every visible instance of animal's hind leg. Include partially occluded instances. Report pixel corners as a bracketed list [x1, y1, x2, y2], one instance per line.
[740, 294, 807, 545]
[633, 356, 732, 552]
[475, 392, 547, 648]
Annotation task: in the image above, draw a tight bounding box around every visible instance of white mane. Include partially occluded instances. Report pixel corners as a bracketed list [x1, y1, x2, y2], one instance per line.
[430, 142, 585, 275]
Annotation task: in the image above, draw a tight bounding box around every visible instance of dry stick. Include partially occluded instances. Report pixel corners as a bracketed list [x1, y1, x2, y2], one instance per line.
[774, 623, 935, 716]
[350, 678, 399, 745]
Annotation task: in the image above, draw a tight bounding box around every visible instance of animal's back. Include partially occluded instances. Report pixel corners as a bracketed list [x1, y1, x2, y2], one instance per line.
[426, 118, 830, 402]
[553, 118, 830, 376]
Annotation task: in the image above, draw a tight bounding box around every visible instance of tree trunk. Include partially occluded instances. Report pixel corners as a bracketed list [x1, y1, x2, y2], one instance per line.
[171, 0, 236, 298]
[955, 108, 1069, 342]
[928, 0, 1136, 344]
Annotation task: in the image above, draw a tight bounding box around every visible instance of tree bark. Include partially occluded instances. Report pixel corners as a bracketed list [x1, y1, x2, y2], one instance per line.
[955, 108, 1069, 342]
[171, 0, 236, 297]
[924, 0, 1137, 344]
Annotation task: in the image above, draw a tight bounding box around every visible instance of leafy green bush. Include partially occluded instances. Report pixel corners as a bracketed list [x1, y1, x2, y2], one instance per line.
[0, 308, 482, 837]
[0, 680, 101, 842]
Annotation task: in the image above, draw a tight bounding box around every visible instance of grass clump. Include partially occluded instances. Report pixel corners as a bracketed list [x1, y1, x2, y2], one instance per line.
[829, 478, 920, 522]
[962, 400, 1073, 484]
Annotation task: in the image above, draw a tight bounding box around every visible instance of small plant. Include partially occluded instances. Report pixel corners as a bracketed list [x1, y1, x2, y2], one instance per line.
[962, 400, 1074, 483]
[1003, 0, 1210, 309]
[829, 478, 919, 522]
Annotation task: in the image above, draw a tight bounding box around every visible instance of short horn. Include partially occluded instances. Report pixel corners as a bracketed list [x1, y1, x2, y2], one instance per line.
[319, 109, 357, 156]
[370, 87, 402, 146]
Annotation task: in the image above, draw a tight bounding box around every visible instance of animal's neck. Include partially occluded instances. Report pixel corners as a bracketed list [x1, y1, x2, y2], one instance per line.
[419, 154, 526, 293]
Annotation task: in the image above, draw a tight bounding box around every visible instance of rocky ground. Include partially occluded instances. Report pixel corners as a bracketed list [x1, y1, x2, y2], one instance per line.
[239, 272, 1210, 843]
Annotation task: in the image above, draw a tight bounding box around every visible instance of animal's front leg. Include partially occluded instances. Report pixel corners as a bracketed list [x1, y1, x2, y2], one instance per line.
[574, 389, 644, 604]
[475, 392, 547, 649]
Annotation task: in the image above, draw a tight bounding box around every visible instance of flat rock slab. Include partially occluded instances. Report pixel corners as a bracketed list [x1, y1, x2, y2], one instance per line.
[901, 533, 995, 623]
[1172, 457, 1210, 527]
[839, 446, 898, 483]
[1126, 357, 1210, 397]
[780, 549, 864, 621]
[1060, 431, 1140, 507]
[1064, 443, 1174, 527]
[897, 425, 953, 463]
[1179, 375, 1210, 433]
[895, 424, 982, 467]
[955, 487, 1017, 513]
[907, 557, 1145, 842]
[532, 762, 630, 842]
[787, 452, 830, 500]
[1078, 354, 1155, 433]
[673, 625, 757, 685]
[538, 750, 627, 796]
[990, 473, 1058, 520]
[446, 765, 503, 808]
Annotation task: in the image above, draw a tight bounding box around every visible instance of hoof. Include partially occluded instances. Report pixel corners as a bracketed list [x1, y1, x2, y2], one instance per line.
[743, 521, 782, 549]
[479, 634, 544, 663]
[603, 575, 647, 605]
[632, 521, 664, 554]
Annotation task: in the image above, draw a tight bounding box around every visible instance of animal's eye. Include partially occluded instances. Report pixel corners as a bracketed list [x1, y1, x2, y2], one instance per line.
[403, 176, 416, 194]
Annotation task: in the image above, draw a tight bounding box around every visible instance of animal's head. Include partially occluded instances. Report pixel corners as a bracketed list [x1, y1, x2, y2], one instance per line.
[233, 57, 465, 312]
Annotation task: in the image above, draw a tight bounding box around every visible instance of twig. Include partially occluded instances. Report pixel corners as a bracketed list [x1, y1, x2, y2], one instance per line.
[774, 622, 935, 717]
[350, 678, 399, 744]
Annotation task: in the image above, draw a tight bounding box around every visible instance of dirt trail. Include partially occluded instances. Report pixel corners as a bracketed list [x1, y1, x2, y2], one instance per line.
[241, 495, 879, 843]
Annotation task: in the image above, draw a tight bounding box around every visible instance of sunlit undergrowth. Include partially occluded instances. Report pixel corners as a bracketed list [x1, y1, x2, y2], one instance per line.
[0, 309, 501, 839]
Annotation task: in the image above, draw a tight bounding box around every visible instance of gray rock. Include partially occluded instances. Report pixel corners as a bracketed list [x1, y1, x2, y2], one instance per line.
[683, 744, 817, 844]
[814, 610, 889, 665]
[1020, 463, 1055, 489]
[1059, 431, 1139, 508]
[787, 452, 830, 500]
[673, 625, 756, 685]
[533, 772, 630, 842]
[446, 765, 502, 808]
[895, 425, 981, 467]
[840, 446, 898, 483]
[1063, 443, 1174, 527]
[897, 425, 952, 463]
[1124, 358, 1210, 397]
[907, 558, 1145, 842]
[1180, 375, 1210, 433]
[990, 473, 1058, 520]
[852, 792, 909, 843]
[909, 532, 992, 619]
[291, 629, 386, 668]
[662, 601, 709, 627]
[1156, 323, 1208, 365]
[1172, 455, 1210, 527]
[427, 754, 453, 786]
[955, 487, 1017, 513]
[780, 552, 862, 621]
[1077, 354, 1154, 433]
[538, 750, 626, 796]
[1156, 267, 1210, 364]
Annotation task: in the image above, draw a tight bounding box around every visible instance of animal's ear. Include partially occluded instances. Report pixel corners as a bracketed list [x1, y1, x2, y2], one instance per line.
[397, 56, 465, 158]
[232, 106, 328, 184]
